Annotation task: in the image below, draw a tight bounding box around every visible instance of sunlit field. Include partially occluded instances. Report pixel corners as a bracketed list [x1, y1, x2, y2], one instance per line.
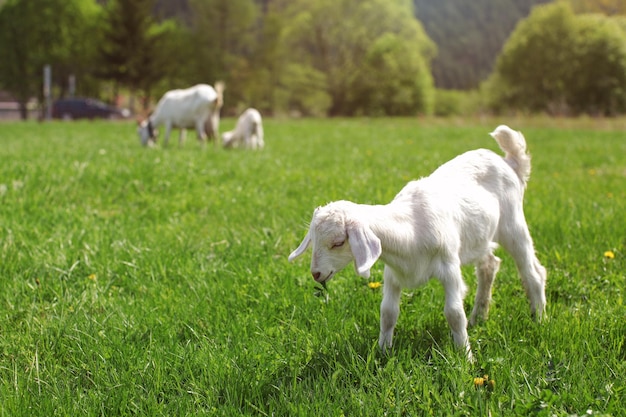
[0, 117, 624, 416]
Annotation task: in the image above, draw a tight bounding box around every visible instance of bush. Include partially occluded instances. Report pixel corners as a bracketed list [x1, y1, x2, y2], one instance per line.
[433, 89, 464, 116]
[486, 2, 626, 116]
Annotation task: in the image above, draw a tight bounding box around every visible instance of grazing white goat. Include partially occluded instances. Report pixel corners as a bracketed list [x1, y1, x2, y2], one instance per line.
[137, 82, 224, 147]
[222, 108, 265, 150]
[289, 125, 547, 360]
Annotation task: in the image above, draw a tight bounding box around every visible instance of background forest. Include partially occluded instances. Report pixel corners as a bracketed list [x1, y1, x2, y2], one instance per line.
[1, 0, 626, 118]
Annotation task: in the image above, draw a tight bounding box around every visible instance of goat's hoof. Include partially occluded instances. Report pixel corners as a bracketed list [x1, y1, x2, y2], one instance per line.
[468, 314, 488, 327]
[378, 341, 392, 355]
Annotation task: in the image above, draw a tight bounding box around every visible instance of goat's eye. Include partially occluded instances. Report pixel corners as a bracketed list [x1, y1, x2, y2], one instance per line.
[331, 241, 345, 249]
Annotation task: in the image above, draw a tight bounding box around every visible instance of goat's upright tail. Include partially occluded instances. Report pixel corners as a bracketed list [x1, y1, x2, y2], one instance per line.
[214, 81, 225, 109]
[490, 125, 531, 188]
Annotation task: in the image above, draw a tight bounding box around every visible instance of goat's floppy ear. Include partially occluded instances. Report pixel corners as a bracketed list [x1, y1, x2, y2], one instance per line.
[288, 230, 311, 261]
[347, 221, 381, 278]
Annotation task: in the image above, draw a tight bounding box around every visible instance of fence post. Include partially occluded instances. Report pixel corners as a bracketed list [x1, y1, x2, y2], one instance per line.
[43, 65, 52, 120]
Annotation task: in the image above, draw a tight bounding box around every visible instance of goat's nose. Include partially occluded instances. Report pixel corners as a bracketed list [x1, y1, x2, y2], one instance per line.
[312, 271, 321, 281]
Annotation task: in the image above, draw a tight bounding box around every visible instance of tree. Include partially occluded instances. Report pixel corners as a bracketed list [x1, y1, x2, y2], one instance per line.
[185, 0, 259, 111]
[0, 0, 101, 119]
[489, 2, 577, 114]
[567, 14, 626, 115]
[485, 2, 626, 115]
[280, 0, 436, 116]
[98, 0, 178, 109]
[350, 32, 433, 116]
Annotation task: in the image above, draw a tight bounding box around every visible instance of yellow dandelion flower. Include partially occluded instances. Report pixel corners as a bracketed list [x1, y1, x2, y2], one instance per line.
[604, 251, 615, 259]
[474, 375, 496, 390]
[368, 281, 382, 289]
[88, 273, 97, 281]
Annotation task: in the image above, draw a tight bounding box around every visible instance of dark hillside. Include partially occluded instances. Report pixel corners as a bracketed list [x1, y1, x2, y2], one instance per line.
[414, 0, 552, 89]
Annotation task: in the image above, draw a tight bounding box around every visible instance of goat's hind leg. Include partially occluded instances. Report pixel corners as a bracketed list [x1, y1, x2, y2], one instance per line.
[469, 249, 501, 326]
[256, 123, 265, 149]
[195, 121, 208, 145]
[500, 218, 547, 320]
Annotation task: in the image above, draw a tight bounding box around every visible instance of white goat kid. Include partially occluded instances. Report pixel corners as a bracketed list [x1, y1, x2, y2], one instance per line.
[138, 83, 224, 147]
[289, 125, 547, 360]
[222, 108, 264, 149]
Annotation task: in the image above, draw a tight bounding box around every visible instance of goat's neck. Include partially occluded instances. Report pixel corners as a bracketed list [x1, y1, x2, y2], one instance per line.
[149, 112, 162, 127]
[356, 203, 416, 265]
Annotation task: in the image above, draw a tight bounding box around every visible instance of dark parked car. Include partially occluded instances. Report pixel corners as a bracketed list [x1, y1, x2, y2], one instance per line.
[51, 98, 130, 120]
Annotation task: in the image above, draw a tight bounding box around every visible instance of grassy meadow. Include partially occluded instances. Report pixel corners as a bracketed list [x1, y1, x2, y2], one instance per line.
[0, 117, 625, 416]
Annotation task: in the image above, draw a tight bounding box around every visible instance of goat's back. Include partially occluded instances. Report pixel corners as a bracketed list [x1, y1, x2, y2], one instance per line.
[236, 108, 262, 132]
[153, 84, 218, 127]
[429, 148, 524, 198]
[390, 148, 525, 264]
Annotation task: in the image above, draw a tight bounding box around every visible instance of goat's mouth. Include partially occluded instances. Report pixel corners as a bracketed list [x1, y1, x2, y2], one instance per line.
[315, 271, 334, 284]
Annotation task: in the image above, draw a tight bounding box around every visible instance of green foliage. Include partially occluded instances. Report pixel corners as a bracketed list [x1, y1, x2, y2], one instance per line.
[0, 0, 102, 117]
[0, 119, 625, 414]
[98, 0, 181, 106]
[351, 32, 434, 116]
[487, 2, 626, 116]
[276, 64, 331, 117]
[281, 0, 436, 116]
[492, 2, 577, 114]
[613, 14, 626, 32]
[433, 89, 464, 117]
[6, 0, 626, 117]
[567, 13, 626, 115]
[185, 0, 259, 108]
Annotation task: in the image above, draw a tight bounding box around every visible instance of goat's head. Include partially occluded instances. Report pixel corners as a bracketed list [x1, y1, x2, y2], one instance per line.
[221, 131, 234, 148]
[137, 119, 157, 146]
[289, 201, 382, 283]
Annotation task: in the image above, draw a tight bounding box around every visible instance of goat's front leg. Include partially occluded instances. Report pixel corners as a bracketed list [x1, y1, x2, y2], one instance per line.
[254, 124, 265, 149]
[195, 120, 208, 145]
[441, 264, 473, 361]
[163, 121, 173, 146]
[178, 129, 187, 147]
[379, 269, 401, 353]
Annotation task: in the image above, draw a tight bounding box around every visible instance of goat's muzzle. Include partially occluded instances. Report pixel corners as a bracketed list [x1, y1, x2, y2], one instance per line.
[312, 271, 333, 284]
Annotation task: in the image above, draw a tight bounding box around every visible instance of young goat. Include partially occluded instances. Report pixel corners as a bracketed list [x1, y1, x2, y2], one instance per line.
[222, 108, 265, 150]
[289, 125, 546, 360]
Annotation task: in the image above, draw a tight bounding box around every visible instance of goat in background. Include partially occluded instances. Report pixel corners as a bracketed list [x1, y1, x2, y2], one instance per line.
[137, 82, 224, 147]
[222, 108, 265, 150]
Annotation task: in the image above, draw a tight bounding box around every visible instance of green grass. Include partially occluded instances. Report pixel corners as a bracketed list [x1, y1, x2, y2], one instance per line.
[0, 118, 624, 416]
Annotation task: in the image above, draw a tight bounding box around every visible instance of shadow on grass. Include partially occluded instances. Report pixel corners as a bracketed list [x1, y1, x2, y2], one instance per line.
[256, 319, 458, 398]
